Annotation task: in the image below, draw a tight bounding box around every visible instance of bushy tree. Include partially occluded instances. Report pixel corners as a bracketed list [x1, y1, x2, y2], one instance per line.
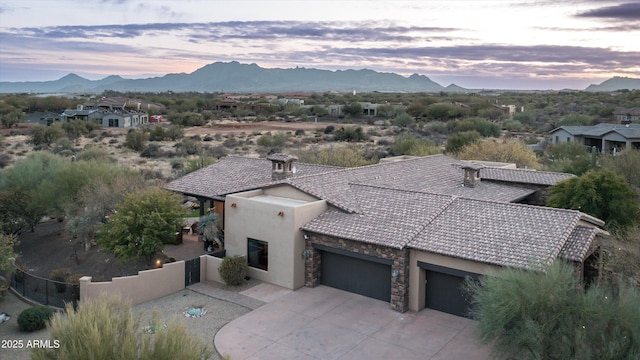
[0, 109, 24, 128]
[544, 141, 592, 175]
[547, 169, 639, 230]
[183, 156, 216, 174]
[445, 130, 481, 154]
[456, 138, 541, 169]
[31, 295, 212, 360]
[467, 261, 640, 360]
[391, 113, 415, 127]
[97, 188, 186, 265]
[256, 132, 289, 148]
[342, 102, 363, 117]
[560, 113, 592, 126]
[600, 149, 640, 189]
[29, 123, 65, 145]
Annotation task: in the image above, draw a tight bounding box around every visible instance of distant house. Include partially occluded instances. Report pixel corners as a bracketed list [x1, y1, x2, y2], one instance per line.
[613, 107, 640, 123]
[549, 123, 640, 153]
[165, 154, 606, 317]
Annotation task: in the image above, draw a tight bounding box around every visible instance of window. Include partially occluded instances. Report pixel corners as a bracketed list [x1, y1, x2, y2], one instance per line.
[108, 118, 119, 127]
[248, 238, 268, 270]
[567, 137, 571, 142]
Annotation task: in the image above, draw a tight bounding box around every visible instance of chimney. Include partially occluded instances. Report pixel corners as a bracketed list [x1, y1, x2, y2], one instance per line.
[462, 164, 483, 188]
[267, 154, 298, 181]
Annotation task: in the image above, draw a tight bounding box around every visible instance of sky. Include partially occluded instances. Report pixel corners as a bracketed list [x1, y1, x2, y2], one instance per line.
[0, 0, 638, 90]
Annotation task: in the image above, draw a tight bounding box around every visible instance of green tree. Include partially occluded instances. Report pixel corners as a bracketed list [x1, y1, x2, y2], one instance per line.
[544, 141, 592, 175]
[600, 149, 640, 189]
[184, 156, 217, 174]
[32, 295, 212, 360]
[391, 113, 415, 127]
[560, 113, 592, 126]
[332, 127, 368, 142]
[547, 169, 639, 230]
[0, 109, 24, 128]
[97, 188, 186, 265]
[467, 261, 640, 360]
[29, 123, 65, 145]
[456, 138, 541, 169]
[445, 130, 481, 154]
[342, 102, 363, 117]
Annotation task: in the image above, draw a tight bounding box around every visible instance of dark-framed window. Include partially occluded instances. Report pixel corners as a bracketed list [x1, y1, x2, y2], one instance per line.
[248, 238, 268, 271]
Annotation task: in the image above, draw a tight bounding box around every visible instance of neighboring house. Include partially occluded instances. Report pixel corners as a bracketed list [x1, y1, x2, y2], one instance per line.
[613, 107, 640, 123]
[165, 154, 606, 317]
[549, 123, 640, 153]
[58, 104, 149, 128]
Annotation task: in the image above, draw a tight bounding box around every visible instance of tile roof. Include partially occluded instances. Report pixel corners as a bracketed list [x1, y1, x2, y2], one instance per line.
[550, 123, 640, 139]
[409, 199, 585, 270]
[302, 185, 454, 249]
[479, 167, 574, 185]
[163, 156, 340, 199]
[289, 155, 536, 213]
[303, 186, 602, 269]
[559, 225, 600, 262]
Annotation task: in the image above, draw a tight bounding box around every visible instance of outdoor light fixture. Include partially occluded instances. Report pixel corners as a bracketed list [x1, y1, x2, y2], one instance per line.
[277, 211, 284, 217]
[155, 259, 163, 269]
[391, 269, 399, 280]
[230, 203, 237, 208]
[303, 234, 309, 240]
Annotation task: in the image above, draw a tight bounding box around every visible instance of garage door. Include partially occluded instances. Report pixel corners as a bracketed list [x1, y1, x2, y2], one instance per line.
[421, 263, 480, 318]
[319, 248, 391, 302]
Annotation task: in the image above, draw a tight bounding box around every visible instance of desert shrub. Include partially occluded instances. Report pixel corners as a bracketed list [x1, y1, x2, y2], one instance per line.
[50, 268, 70, 293]
[324, 125, 335, 134]
[165, 125, 184, 141]
[218, 255, 247, 286]
[31, 295, 212, 360]
[176, 139, 202, 156]
[140, 143, 164, 158]
[184, 156, 216, 174]
[392, 133, 440, 156]
[65, 274, 85, 285]
[257, 132, 289, 148]
[76, 147, 113, 162]
[332, 127, 368, 142]
[456, 138, 541, 169]
[148, 125, 166, 141]
[295, 146, 376, 167]
[30, 124, 65, 145]
[445, 130, 481, 154]
[18, 306, 54, 332]
[124, 129, 148, 151]
[203, 135, 214, 142]
[222, 138, 240, 148]
[295, 129, 305, 136]
[0, 153, 12, 168]
[453, 118, 501, 137]
[391, 113, 415, 127]
[205, 145, 228, 158]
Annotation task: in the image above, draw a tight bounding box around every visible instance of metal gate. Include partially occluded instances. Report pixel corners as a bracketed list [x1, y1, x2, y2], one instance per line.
[184, 257, 201, 286]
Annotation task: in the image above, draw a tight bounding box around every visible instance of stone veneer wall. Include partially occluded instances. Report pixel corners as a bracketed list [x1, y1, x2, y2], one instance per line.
[304, 233, 409, 313]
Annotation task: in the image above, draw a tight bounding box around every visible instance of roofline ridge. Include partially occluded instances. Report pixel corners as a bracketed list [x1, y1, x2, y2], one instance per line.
[405, 195, 457, 246]
[484, 167, 575, 177]
[347, 182, 455, 198]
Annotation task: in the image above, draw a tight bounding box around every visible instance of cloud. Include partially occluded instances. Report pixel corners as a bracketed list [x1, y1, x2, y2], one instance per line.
[576, 2, 640, 20]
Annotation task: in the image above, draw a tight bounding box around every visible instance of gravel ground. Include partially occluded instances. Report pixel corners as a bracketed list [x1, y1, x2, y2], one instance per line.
[0, 289, 251, 360]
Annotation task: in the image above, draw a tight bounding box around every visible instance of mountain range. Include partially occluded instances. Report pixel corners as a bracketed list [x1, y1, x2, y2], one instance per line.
[0, 62, 638, 93]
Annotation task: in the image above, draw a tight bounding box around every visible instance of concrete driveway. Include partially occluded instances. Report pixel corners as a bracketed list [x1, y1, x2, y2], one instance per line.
[215, 285, 491, 360]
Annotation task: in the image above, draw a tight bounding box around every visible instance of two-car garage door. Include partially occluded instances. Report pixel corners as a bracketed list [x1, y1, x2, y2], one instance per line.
[316, 245, 392, 302]
[420, 262, 481, 318]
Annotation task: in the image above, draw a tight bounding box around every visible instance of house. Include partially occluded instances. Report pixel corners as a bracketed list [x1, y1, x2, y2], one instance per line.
[548, 123, 640, 153]
[164, 154, 606, 317]
[613, 107, 640, 123]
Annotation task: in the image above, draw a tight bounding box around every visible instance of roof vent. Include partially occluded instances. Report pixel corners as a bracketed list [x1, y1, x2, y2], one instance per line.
[267, 153, 298, 181]
[462, 164, 483, 188]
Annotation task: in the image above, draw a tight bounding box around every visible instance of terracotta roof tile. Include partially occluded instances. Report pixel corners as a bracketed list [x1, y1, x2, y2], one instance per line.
[559, 226, 599, 262]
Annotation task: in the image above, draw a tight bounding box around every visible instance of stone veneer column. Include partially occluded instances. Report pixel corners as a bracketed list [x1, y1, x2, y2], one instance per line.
[304, 234, 409, 313]
[304, 238, 321, 287]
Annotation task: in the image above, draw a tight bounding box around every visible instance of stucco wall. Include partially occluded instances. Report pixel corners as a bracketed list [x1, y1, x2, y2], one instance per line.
[408, 250, 501, 312]
[225, 187, 327, 289]
[79, 260, 185, 305]
[551, 129, 574, 144]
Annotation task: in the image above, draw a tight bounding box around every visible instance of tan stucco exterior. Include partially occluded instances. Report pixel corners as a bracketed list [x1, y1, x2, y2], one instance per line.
[79, 260, 185, 305]
[408, 249, 502, 312]
[224, 185, 328, 289]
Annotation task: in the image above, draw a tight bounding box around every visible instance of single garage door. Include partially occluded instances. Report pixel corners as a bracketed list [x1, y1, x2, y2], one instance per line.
[319, 248, 391, 302]
[421, 263, 480, 318]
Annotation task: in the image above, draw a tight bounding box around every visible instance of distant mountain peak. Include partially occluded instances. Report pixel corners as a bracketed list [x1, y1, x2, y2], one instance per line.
[585, 76, 640, 92]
